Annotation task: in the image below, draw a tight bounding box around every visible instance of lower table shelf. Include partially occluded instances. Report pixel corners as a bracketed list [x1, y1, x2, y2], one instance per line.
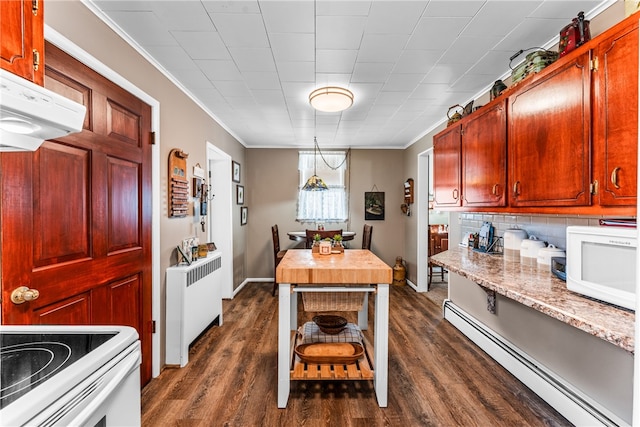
[290, 331, 375, 381]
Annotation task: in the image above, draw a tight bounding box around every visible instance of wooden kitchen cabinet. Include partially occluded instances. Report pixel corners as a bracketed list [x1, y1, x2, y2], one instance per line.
[0, 0, 45, 85]
[592, 19, 638, 207]
[508, 51, 592, 208]
[433, 99, 507, 209]
[461, 100, 507, 207]
[433, 124, 461, 207]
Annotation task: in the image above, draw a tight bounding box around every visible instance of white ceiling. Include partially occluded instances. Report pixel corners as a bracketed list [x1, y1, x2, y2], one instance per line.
[88, 0, 609, 149]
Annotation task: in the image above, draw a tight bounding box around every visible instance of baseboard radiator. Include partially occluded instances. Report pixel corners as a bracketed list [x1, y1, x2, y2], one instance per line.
[166, 252, 223, 367]
[443, 301, 624, 427]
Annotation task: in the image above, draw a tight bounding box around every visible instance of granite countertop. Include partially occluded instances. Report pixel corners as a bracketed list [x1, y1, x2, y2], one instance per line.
[430, 246, 635, 354]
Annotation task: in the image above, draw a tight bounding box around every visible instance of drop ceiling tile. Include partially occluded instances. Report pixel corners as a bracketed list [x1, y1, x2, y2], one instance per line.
[382, 74, 424, 92]
[229, 48, 277, 72]
[316, 1, 372, 16]
[351, 62, 395, 83]
[316, 50, 358, 74]
[438, 35, 503, 64]
[260, 1, 314, 33]
[393, 50, 444, 74]
[171, 31, 229, 60]
[374, 92, 411, 105]
[196, 60, 243, 81]
[215, 81, 252, 97]
[277, 62, 315, 82]
[406, 17, 473, 50]
[271, 33, 315, 62]
[358, 34, 409, 63]
[202, 1, 261, 14]
[150, 2, 215, 31]
[170, 69, 214, 90]
[242, 72, 281, 90]
[529, 1, 602, 19]
[424, 1, 485, 17]
[462, 1, 540, 37]
[143, 46, 196, 70]
[93, 1, 151, 11]
[316, 16, 367, 50]
[365, 1, 427, 34]
[210, 13, 269, 48]
[104, 11, 177, 46]
[493, 17, 568, 52]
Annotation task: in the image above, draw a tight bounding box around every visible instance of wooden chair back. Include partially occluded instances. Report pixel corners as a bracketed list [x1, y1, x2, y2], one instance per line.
[272, 225, 288, 296]
[305, 229, 343, 249]
[272, 224, 281, 256]
[362, 224, 373, 250]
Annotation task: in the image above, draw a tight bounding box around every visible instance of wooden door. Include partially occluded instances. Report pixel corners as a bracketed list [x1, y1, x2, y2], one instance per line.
[593, 21, 638, 207]
[433, 125, 461, 207]
[508, 51, 592, 207]
[0, 43, 153, 385]
[0, 0, 44, 85]
[462, 100, 507, 207]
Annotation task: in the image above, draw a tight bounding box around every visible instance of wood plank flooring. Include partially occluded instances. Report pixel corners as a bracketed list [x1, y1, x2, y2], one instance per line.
[141, 283, 571, 426]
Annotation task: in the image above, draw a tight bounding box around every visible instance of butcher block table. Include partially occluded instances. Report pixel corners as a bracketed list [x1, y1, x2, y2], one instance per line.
[276, 249, 392, 408]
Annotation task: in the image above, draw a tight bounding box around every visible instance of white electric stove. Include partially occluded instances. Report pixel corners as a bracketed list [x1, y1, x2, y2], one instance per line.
[0, 325, 141, 426]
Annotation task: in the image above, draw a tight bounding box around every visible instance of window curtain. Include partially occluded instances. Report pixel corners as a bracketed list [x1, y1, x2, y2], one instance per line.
[297, 151, 348, 222]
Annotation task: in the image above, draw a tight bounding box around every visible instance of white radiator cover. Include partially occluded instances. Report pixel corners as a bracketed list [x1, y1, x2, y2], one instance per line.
[166, 251, 223, 367]
[443, 300, 626, 427]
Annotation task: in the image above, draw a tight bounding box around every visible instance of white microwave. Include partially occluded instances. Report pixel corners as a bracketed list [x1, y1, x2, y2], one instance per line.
[566, 226, 637, 310]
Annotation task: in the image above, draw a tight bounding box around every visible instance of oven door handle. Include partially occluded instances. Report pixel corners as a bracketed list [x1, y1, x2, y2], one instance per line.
[71, 349, 141, 426]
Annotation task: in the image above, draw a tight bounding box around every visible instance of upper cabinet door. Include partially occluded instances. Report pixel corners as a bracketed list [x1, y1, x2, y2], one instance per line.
[462, 100, 507, 207]
[508, 52, 592, 207]
[593, 21, 638, 207]
[0, 0, 44, 85]
[433, 125, 462, 207]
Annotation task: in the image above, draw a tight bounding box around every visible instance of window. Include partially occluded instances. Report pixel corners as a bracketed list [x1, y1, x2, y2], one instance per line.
[297, 150, 348, 222]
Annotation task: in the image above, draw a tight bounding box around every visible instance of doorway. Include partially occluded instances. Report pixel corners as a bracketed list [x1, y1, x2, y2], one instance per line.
[206, 143, 234, 299]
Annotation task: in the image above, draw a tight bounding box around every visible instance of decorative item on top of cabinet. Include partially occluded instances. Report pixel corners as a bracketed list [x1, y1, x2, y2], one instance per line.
[558, 11, 591, 57]
[169, 148, 189, 217]
[446, 105, 463, 127]
[0, 0, 45, 85]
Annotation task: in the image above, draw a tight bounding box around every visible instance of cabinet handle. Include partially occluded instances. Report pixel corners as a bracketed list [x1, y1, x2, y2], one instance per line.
[513, 181, 520, 196]
[452, 189, 459, 200]
[611, 167, 621, 189]
[492, 184, 499, 196]
[33, 49, 40, 72]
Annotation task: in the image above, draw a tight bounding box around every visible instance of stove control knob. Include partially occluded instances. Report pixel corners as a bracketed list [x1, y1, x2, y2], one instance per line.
[10, 286, 40, 304]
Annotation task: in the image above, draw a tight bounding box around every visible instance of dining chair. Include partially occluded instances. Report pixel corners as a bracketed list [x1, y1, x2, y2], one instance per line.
[428, 227, 448, 286]
[304, 229, 343, 249]
[362, 224, 373, 250]
[272, 225, 288, 296]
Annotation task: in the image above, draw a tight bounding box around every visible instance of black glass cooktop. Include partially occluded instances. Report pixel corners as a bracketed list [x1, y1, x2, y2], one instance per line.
[0, 333, 115, 409]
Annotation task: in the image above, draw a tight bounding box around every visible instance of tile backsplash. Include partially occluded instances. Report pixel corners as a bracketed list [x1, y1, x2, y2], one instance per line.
[459, 213, 621, 250]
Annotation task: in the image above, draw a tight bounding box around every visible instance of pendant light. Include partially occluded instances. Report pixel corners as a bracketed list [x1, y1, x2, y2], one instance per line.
[302, 137, 328, 191]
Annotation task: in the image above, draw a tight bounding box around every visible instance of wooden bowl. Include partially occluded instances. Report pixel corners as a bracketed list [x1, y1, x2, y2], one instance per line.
[313, 315, 347, 335]
[295, 342, 364, 364]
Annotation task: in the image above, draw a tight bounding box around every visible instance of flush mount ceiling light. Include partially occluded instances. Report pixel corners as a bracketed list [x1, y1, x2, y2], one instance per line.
[309, 87, 354, 113]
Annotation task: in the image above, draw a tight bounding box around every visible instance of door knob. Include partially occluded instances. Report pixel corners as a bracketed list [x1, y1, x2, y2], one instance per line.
[11, 286, 40, 304]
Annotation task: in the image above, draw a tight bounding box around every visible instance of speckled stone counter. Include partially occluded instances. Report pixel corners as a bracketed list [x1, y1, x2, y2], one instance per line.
[430, 246, 635, 354]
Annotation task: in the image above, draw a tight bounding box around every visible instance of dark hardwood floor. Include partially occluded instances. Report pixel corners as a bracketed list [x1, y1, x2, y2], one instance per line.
[141, 283, 571, 426]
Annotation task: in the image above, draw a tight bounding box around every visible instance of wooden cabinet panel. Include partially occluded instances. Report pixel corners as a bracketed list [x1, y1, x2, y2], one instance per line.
[508, 52, 592, 207]
[462, 100, 507, 207]
[0, 0, 44, 85]
[34, 293, 91, 325]
[593, 22, 638, 207]
[433, 125, 461, 207]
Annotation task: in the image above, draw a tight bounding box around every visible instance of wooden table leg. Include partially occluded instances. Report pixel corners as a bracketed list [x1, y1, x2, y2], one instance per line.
[278, 283, 292, 408]
[374, 283, 389, 407]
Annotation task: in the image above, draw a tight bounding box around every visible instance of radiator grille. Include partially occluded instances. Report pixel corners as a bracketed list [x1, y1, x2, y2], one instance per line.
[186, 256, 222, 287]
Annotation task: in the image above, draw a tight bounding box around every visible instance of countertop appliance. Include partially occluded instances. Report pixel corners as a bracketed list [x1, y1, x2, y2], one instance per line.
[503, 229, 528, 261]
[0, 325, 141, 426]
[566, 226, 637, 310]
[0, 68, 86, 151]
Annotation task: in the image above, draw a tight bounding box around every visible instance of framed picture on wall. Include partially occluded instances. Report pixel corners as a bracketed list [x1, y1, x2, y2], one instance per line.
[365, 191, 385, 220]
[236, 185, 244, 205]
[240, 206, 248, 225]
[232, 161, 241, 183]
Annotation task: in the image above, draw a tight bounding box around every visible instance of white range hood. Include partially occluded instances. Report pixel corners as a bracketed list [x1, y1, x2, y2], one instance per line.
[0, 68, 86, 151]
